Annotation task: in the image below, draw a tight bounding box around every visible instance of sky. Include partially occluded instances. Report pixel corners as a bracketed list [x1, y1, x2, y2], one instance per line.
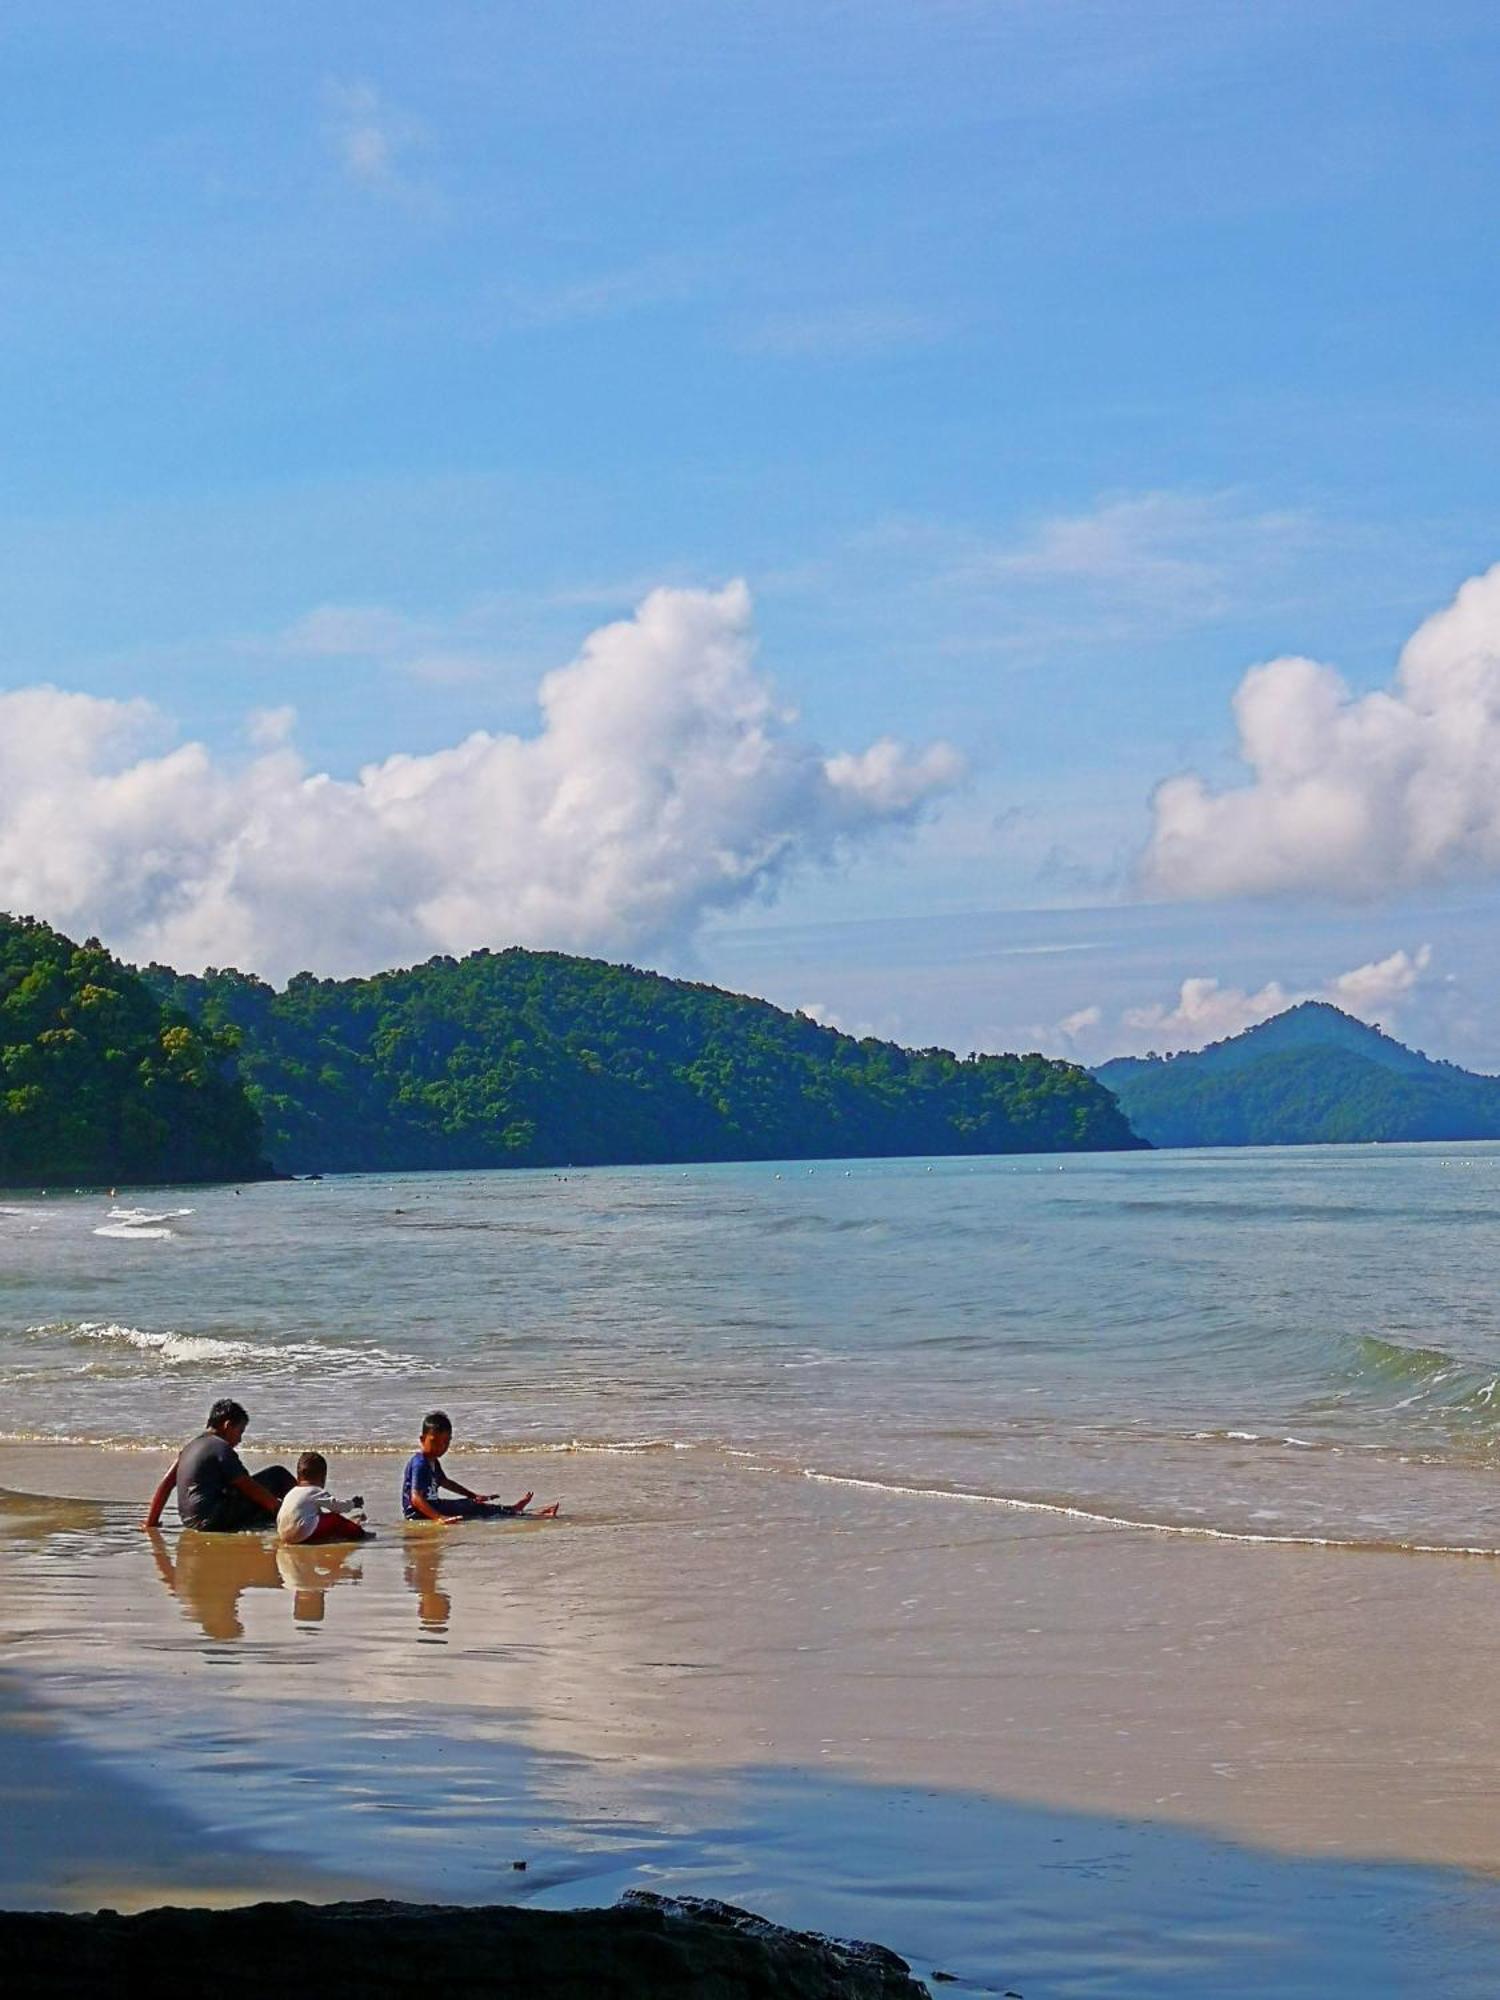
[5, 3, 1500, 1064]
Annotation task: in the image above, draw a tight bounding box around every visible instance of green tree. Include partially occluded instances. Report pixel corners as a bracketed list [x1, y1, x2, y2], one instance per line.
[146, 944, 1145, 1173]
[0, 914, 269, 1186]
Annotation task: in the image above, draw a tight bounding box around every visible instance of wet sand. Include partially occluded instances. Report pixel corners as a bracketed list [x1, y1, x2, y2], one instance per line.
[7, 1440, 1500, 1992]
[0, 1665, 371, 1912]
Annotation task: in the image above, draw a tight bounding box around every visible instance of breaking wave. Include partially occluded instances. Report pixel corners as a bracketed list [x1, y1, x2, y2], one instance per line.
[796, 1465, 1500, 1559]
[93, 1205, 195, 1241]
[24, 1320, 421, 1378]
[1313, 1332, 1500, 1433]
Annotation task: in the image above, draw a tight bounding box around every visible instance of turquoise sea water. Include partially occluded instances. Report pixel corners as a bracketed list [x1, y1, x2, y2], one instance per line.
[11, 1144, 1500, 1993]
[5, 1142, 1500, 1548]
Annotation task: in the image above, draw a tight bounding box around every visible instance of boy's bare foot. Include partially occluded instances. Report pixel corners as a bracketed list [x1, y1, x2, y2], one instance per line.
[533, 1502, 561, 1519]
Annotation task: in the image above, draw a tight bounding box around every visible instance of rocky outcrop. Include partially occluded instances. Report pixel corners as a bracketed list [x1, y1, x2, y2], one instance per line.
[0, 1890, 929, 1997]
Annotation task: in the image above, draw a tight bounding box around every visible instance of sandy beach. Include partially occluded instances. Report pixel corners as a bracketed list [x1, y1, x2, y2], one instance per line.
[8, 1438, 1500, 1993]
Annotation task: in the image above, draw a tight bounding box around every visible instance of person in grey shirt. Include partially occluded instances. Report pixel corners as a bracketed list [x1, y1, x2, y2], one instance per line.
[142, 1398, 296, 1532]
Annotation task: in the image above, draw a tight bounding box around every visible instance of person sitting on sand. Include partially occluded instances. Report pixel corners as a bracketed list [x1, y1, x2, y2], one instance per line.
[401, 1410, 558, 1525]
[142, 1397, 296, 1533]
[276, 1451, 371, 1545]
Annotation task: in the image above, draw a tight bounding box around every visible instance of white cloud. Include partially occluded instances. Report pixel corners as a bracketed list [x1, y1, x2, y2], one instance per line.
[1052, 945, 1436, 1059]
[282, 604, 414, 657]
[1143, 560, 1500, 899]
[1057, 1004, 1102, 1041]
[324, 80, 424, 197]
[825, 736, 964, 814]
[961, 490, 1314, 630]
[774, 491, 1330, 697]
[1121, 974, 1295, 1047]
[1325, 943, 1433, 1016]
[0, 583, 961, 983]
[246, 705, 296, 749]
[275, 601, 519, 690]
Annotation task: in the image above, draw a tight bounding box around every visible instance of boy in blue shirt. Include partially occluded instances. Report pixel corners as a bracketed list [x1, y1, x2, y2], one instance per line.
[401, 1410, 559, 1525]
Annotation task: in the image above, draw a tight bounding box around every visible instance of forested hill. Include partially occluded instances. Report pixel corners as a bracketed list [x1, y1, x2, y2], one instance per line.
[1094, 1002, 1500, 1147]
[144, 947, 1144, 1173]
[0, 914, 269, 1186]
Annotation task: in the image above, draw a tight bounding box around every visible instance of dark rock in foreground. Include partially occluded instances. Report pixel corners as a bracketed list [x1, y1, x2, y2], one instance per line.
[0, 1889, 929, 1998]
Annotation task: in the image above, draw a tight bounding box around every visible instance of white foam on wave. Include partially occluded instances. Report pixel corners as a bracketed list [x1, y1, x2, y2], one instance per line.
[546, 1437, 688, 1455]
[798, 1466, 1500, 1560]
[25, 1319, 422, 1376]
[41, 1320, 262, 1365]
[93, 1204, 195, 1242]
[1192, 1428, 1333, 1452]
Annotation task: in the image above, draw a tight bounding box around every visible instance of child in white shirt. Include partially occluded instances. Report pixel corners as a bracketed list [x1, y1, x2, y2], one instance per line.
[276, 1451, 371, 1544]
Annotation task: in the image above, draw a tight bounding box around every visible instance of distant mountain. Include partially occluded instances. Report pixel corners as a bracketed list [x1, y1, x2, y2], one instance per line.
[1093, 1001, 1500, 1148]
[0, 913, 269, 1187]
[144, 947, 1144, 1173]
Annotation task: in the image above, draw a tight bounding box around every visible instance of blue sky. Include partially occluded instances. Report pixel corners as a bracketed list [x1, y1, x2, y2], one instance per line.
[5, 4, 1500, 1063]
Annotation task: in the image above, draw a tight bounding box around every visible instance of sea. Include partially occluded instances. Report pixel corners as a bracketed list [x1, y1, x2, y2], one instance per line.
[11, 1142, 1500, 1995]
[4, 1140, 1500, 1553]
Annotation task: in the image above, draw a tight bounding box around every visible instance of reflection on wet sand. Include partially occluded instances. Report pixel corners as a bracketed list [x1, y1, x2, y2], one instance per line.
[19, 1446, 1500, 1887]
[0, 1487, 105, 1537]
[145, 1530, 365, 1641]
[402, 1530, 450, 1636]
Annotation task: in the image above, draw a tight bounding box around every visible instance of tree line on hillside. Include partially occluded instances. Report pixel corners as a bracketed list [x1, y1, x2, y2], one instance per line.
[145, 946, 1143, 1173]
[0, 913, 268, 1186]
[1096, 1003, 1500, 1147]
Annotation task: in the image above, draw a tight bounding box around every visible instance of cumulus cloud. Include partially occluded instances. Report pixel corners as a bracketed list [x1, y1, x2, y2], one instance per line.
[824, 737, 963, 814]
[1121, 974, 1297, 1047]
[1051, 945, 1436, 1059]
[1325, 943, 1434, 1015]
[246, 705, 296, 749]
[0, 583, 961, 983]
[1143, 560, 1500, 898]
[1056, 1004, 1102, 1042]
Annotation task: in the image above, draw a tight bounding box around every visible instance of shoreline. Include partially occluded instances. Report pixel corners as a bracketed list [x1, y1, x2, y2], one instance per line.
[14, 1427, 1500, 1566]
[11, 1440, 1500, 1991]
[9, 1436, 1500, 1874]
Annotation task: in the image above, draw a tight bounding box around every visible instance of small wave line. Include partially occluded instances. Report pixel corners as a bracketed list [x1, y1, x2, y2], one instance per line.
[798, 1468, 1500, 1559]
